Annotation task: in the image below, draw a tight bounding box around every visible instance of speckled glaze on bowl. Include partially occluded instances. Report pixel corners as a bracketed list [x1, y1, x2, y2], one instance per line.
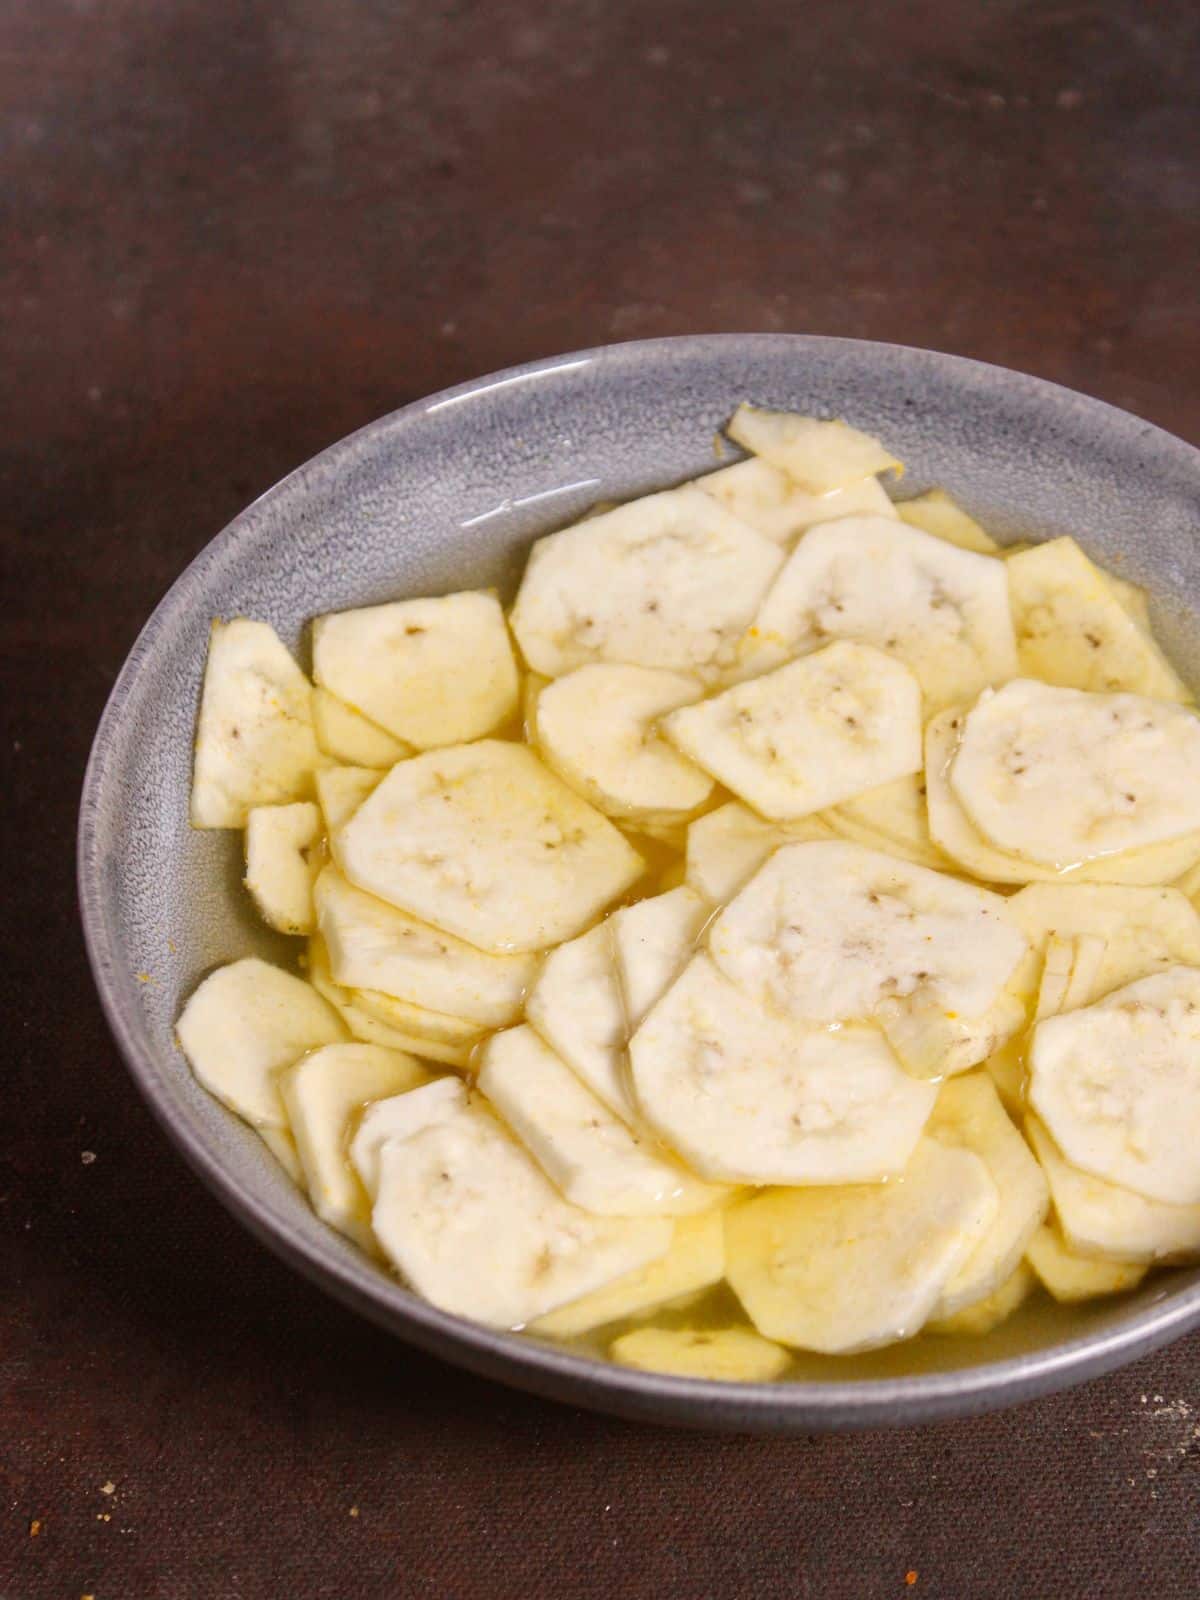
[78, 335, 1200, 1432]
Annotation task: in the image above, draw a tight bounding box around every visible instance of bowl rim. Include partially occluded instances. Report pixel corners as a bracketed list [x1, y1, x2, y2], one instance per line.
[78, 332, 1200, 1431]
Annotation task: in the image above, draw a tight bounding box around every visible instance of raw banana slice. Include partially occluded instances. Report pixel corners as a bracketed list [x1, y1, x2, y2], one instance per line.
[743, 516, 1017, 711]
[348, 1077, 467, 1199]
[707, 840, 1028, 1030]
[609, 1325, 790, 1381]
[725, 405, 901, 492]
[522, 670, 550, 739]
[664, 641, 922, 820]
[1028, 967, 1200, 1204]
[244, 801, 322, 935]
[524, 922, 631, 1122]
[314, 765, 382, 836]
[829, 772, 950, 872]
[684, 803, 835, 905]
[949, 679, 1200, 867]
[1106, 573, 1153, 633]
[311, 687, 413, 768]
[1025, 1224, 1148, 1303]
[337, 741, 645, 954]
[1005, 537, 1189, 701]
[348, 987, 483, 1054]
[312, 591, 519, 749]
[477, 1026, 724, 1217]
[1033, 933, 1106, 1019]
[533, 663, 713, 822]
[306, 935, 476, 1066]
[176, 957, 345, 1128]
[896, 489, 1000, 555]
[628, 954, 937, 1185]
[611, 886, 709, 1029]
[370, 1098, 673, 1328]
[315, 868, 534, 1028]
[926, 1073, 1049, 1316]
[509, 485, 784, 680]
[259, 1126, 305, 1184]
[191, 619, 324, 828]
[280, 1043, 429, 1249]
[927, 1262, 1036, 1337]
[1026, 1117, 1200, 1263]
[876, 988, 1027, 1081]
[925, 707, 1200, 886]
[724, 1139, 998, 1353]
[529, 1211, 725, 1339]
[696, 455, 897, 544]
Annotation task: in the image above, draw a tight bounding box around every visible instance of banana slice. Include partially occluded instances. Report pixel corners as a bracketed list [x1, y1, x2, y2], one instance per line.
[829, 772, 950, 872]
[306, 935, 477, 1066]
[609, 1325, 790, 1381]
[348, 987, 483, 1053]
[1025, 1224, 1148, 1303]
[522, 670, 551, 740]
[529, 1211, 725, 1339]
[312, 591, 519, 749]
[1007, 887, 1200, 999]
[478, 1025, 724, 1217]
[509, 485, 784, 680]
[1034, 933, 1106, 1019]
[370, 1098, 673, 1328]
[726, 406, 901, 491]
[348, 1077, 467, 1199]
[176, 957, 345, 1128]
[724, 1139, 998, 1353]
[696, 456, 897, 544]
[664, 641, 922, 820]
[338, 741, 645, 954]
[244, 802, 323, 934]
[896, 489, 999, 554]
[1029, 967, 1200, 1204]
[876, 988, 1027, 1081]
[927, 1262, 1036, 1336]
[1005, 537, 1189, 701]
[949, 679, 1200, 867]
[314, 765, 382, 836]
[191, 619, 324, 828]
[684, 803, 835, 905]
[742, 516, 1017, 712]
[533, 663, 713, 822]
[611, 886, 709, 1029]
[315, 868, 535, 1028]
[925, 707, 1200, 885]
[926, 1074, 1049, 1316]
[280, 1043, 429, 1249]
[524, 922, 631, 1121]
[707, 840, 1028, 1030]
[628, 953, 936, 1185]
[1026, 1117, 1200, 1263]
[311, 687, 413, 768]
[1106, 572, 1153, 633]
[259, 1126, 305, 1184]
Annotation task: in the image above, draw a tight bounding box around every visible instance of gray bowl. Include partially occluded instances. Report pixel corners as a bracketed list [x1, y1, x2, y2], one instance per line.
[78, 334, 1200, 1431]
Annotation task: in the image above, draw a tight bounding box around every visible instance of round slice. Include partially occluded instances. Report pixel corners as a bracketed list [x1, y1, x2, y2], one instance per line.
[524, 921, 631, 1122]
[628, 954, 937, 1186]
[609, 1325, 790, 1382]
[696, 455, 897, 544]
[1006, 883, 1200, 1001]
[684, 803, 835, 906]
[244, 801, 323, 935]
[724, 1139, 998, 1353]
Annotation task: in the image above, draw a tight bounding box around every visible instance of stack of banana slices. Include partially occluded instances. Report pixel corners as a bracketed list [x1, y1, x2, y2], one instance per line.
[176, 403, 1200, 1381]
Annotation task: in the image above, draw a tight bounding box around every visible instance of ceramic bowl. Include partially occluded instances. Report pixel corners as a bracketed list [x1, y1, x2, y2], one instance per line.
[78, 335, 1200, 1431]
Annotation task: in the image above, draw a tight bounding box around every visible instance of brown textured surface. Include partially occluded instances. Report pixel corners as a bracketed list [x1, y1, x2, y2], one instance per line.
[3, 1, 1199, 1596]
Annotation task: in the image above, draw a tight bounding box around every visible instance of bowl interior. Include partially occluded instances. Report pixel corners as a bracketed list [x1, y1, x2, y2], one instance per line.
[80, 334, 1200, 1429]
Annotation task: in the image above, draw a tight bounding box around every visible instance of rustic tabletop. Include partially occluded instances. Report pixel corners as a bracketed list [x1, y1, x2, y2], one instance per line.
[3, 2, 1198, 1596]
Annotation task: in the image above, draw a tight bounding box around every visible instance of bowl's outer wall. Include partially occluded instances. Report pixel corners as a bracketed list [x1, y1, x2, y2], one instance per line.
[79, 335, 1200, 1430]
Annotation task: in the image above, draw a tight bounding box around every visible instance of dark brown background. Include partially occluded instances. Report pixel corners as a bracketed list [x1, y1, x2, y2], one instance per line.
[3, 2, 1199, 1596]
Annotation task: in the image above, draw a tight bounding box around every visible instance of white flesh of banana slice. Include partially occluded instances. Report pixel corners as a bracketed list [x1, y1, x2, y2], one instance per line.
[280, 1043, 429, 1249]
[950, 679, 1200, 867]
[524, 921, 632, 1122]
[337, 740, 645, 954]
[1028, 967, 1200, 1204]
[742, 516, 1017, 711]
[370, 1098, 673, 1328]
[311, 686, 413, 768]
[724, 1138, 998, 1353]
[534, 663, 713, 821]
[176, 957, 345, 1128]
[1007, 884, 1200, 1003]
[684, 803, 835, 906]
[312, 591, 519, 749]
[696, 455, 897, 544]
[927, 1262, 1035, 1336]
[664, 641, 922, 820]
[348, 1077, 467, 1199]
[628, 953, 936, 1185]
[725, 406, 901, 492]
[925, 1073, 1049, 1317]
[896, 489, 999, 554]
[191, 619, 324, 828]
[314, 765, 382, 838]
[529, 1211, 726, 1339]
[306, 935, 478, 1067]
[244, 801, 323, 934]
[509, 485, 784, 680]
[829, 771, 949, 871]
[478, 1025, 724, 1217]
[610, 886, 709, 1029]
[1025, 1223, 1148, 1302]
[609, 1324, 791, 1381]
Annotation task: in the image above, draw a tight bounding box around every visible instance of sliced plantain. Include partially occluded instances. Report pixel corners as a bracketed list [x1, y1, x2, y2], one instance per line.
[524, 921, 632, 1122]
[828, 771, 950, 871]
[311, 686, 413, 768]
[696, 455, 897, 544]
[896, 488, 1000, 554]
[684, 802, 835, 906]
[927, 1262, 1036, 1337]
[610, 886, 709, 1030]
[725, 406, 902, 492]
[348, 1077, 468, 1199]
[1025, 1223, 1148, 1303]
[244, 801, 323, 935]
[314, 764, 382, 838]
[306, 935, 476, 1065]
[609, 1324, 790, 1381]
[1006, 883, 1200, 1002]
